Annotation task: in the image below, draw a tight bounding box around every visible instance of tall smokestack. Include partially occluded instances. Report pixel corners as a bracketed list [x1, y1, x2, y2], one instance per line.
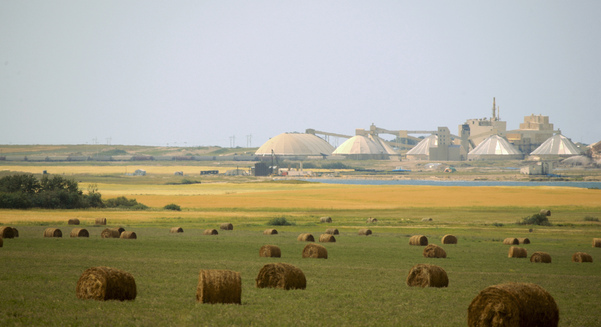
[492, 97, 496, 120]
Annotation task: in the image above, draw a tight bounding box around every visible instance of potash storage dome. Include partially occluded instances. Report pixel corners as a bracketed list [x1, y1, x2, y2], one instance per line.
[332, 135, 392, 160]
[468, 135, 523, 160]
[255, 133, 334, 157]
[530, 134, 581, 158]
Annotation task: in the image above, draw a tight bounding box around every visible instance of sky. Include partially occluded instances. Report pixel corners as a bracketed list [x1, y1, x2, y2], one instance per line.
[1, 1, 600, 148]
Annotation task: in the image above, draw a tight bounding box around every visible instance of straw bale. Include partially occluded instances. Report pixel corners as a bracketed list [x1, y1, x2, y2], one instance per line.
[406, 264, 448, 288]
[196, 269, 241, 304]
[120, 231, 137, 239]
[203, 229, 218, 235]
[530, 251, 551, 263]
[421, 217, 433, 222]
[319, 216, 332, 223]
[366, 217, 378, 223]
[319, 234, 336, 243]
[441, 234, 457, 244]
[540, 209, 551, 216]
[43, 228, 62, 238]
[297, 233, 314, 242]
[11, 227, 18, 237]
[358, 229, 372, 236]
[170, 227, 183, 233]
[593, 238, 601, 248]
[302, 243, 328, 259]
[518, 237, 530, 244]
[115, 227, 125, 235]
[0, 226, 15, 239]
[572, 252, 593, 263]
[423, 244, 447, 258]
[76, 266, 137, 301]
[325, 228, 339, 235]
[101, 228, 120, 238]
[508, 246, 527, 258]
[467, 282, 559, 327]
[95, 218, 107, 225]
[255, 263, 306, 290]
[409, 235, 428, 246]
[68, 218, 80, 225]
[263, 229, 278, 235]
[70, 228, 89, 238]
[503, 238, 519, 245]
[259, 245, 281, 258]
[220, 223, 233, 230]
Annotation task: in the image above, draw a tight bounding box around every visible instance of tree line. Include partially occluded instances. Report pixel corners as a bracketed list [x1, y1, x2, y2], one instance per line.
[0, 174, 146, 209]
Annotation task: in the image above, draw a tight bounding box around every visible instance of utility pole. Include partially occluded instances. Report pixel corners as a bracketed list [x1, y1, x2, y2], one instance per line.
[247, 134, 252, 147]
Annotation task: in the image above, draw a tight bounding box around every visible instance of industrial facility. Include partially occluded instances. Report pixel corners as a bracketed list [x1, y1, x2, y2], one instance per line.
[256, 98, 588, 163]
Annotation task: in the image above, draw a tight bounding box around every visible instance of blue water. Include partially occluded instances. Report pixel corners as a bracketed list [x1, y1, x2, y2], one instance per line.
[303, 179, 601, 189]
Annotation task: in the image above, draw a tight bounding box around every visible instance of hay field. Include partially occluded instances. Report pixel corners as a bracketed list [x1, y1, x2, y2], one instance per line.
[2, 166, 601, 326]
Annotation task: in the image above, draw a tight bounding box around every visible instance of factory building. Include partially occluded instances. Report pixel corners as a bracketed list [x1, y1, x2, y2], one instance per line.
[406, 127, 466, 161]
[467, 135, 523, 161]
[406, 135, 438, 160]
[506, 114, 557, 154]
[254, 133, 334, 158]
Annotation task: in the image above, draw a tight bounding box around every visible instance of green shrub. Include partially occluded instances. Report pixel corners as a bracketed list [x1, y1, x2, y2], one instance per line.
[104, 196, 148, 210]
[492, 222, 504, 227]
[584, 216, 599, 222]
[267, 216, 295, 226]
[164, 203, 181, 211]
[518, 213, 551, 226]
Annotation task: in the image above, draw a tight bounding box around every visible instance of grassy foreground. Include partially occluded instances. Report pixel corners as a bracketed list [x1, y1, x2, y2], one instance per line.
[1, 179, 601, 326]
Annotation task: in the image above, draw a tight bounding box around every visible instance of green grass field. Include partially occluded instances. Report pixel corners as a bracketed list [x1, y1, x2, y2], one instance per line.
[1, 166, 601, 326]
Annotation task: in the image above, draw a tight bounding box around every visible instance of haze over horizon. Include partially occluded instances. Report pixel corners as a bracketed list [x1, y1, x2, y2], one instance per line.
[2, 1, 600, 148]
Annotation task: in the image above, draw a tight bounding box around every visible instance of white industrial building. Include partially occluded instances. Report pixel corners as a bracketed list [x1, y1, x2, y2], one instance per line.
[468, 135, 523, 160]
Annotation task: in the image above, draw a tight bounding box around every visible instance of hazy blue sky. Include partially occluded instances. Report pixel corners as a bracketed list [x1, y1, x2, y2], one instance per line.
[1, 1, 600, 148]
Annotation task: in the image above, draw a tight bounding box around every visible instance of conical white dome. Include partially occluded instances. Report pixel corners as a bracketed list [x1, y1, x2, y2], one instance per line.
[531, 134, 580, 156]
[255, 133, 334, 156]
[468, 135, 522, 160]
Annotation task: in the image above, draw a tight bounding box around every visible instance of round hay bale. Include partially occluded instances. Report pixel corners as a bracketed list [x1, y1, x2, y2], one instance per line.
[592, 238, 601, 248]
[263, 228, 278, 235]
[95, 218, 107, 225]
[101, 228, 120, 238]
[203, 229, 218, 235]
[530, 251, 552, 263]
[406, 264, 448, 288]
[572, 252, 593, 263]
[115, 227, 125, 235]
[319, 234, 336, 243]
[441, 234, 457, 244]
[358, 229, 372, 236]
[68, 218, 80, 225]
[421, 217, 433, 222]
[467, 282, 559, 327]
[518, 237, 530, 244]
[76, 266, 137, 301]
[259, 245, 281, 258]
[220, 223, 233, 230]
[170, 227, 183, 233]
[319, 216, 332, 223]
[0, 226, 15, 239]
[196, 269, 241, 304]
[11, 227, 18, 238]
[43, 228, 62, 238]
[409, 235, 428, 246]
[255, 263, 306, 290]
[366, 217, 378, 223]
[423, 244, 447, 258]
[120, 231, 137, 239]
[325, 228, 339, 235]
[540, 209, 551, 216]
[503, 238, 519, 245]
[70, 228, 89, 238]
[297, 233, 314, 242]
[302, 243, 328, 259]
[508, 246, 528, 258]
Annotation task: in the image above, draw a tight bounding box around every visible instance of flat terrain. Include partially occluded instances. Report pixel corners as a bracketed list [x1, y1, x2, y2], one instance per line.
[1, 162, 601, 326]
